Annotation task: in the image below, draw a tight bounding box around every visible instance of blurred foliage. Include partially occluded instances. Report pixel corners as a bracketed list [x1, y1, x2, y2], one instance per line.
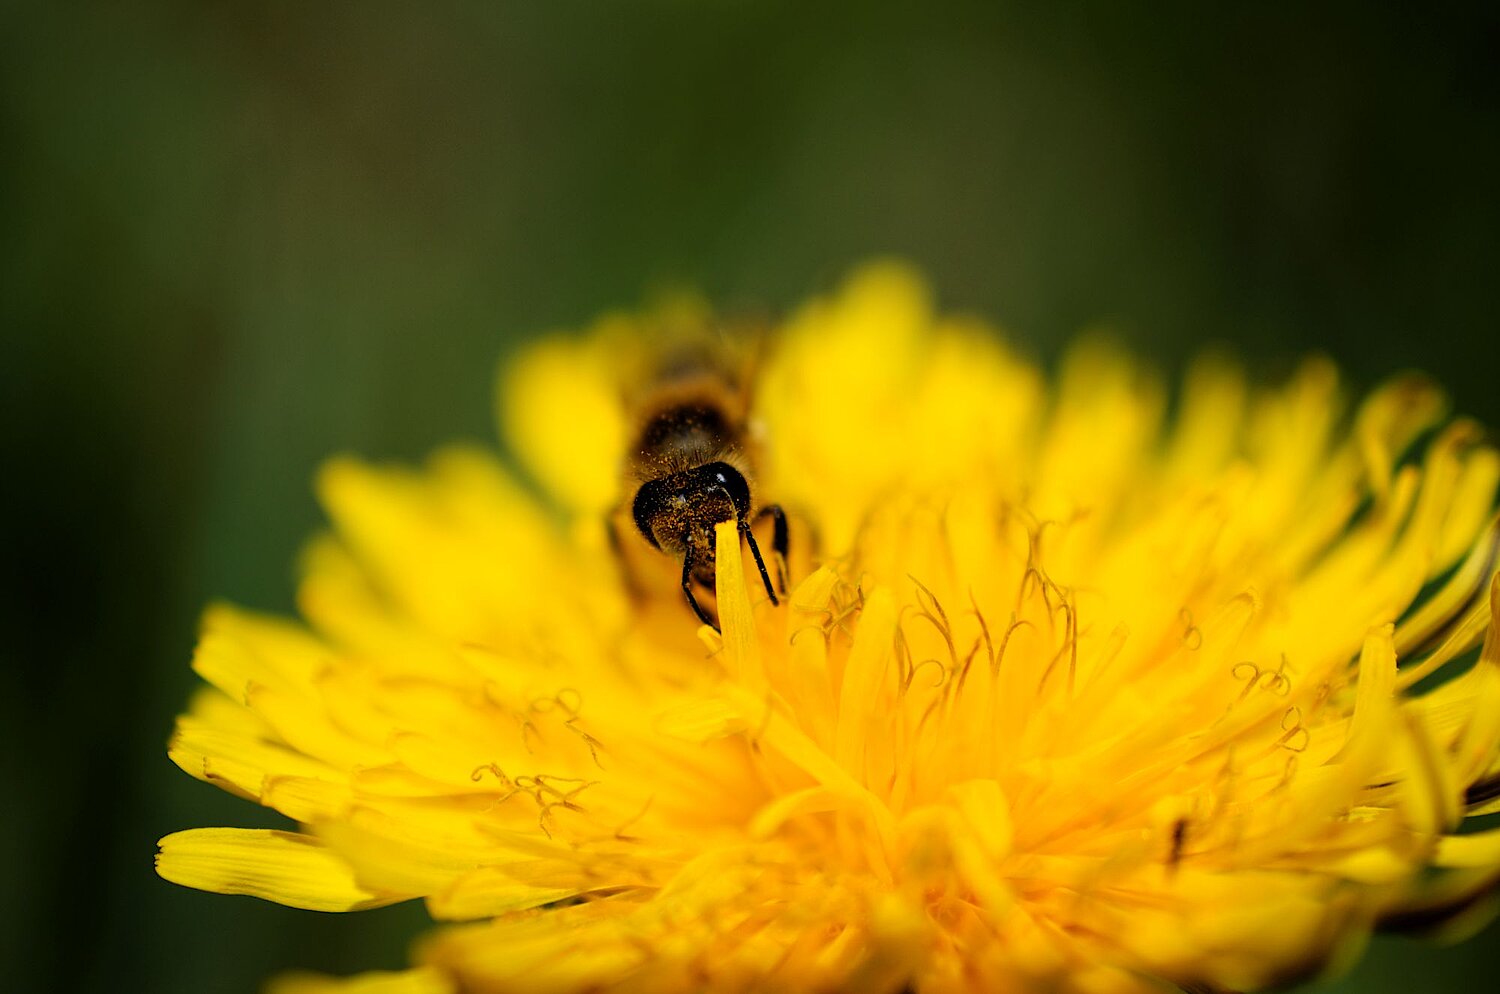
[2, 2, 1498, 992]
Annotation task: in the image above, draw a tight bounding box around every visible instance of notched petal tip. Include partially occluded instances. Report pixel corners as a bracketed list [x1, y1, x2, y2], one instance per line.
[156, 827, 409, 912]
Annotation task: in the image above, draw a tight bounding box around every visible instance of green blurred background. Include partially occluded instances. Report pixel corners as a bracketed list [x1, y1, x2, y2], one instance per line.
[3, 2, 1498, 992]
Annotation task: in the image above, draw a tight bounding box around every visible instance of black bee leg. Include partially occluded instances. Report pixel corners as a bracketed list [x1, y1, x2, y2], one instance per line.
[754, 504, 789, 594]
[680, 547, 719, 631]
[740, 516, 780, 606]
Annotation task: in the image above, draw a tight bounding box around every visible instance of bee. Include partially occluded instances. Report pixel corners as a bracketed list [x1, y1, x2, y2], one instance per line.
[621, 339, 787, 631]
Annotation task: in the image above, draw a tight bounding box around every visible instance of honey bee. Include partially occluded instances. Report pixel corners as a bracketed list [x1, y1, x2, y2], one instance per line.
[620, 339, 787, 630]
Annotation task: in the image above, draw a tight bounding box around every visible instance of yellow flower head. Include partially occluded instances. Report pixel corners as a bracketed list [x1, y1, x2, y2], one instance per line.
[160, 264, 1500, 994]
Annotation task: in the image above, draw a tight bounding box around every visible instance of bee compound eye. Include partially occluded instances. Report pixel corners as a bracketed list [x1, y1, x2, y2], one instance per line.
[704, 462, 751, 518]
[630, 478, 666, 548]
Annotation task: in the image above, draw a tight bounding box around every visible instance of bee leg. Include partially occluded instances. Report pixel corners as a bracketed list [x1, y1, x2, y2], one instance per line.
[754, 504, 789, 594]
[680, 547, 720, 631]
[740, 516, 780, 607]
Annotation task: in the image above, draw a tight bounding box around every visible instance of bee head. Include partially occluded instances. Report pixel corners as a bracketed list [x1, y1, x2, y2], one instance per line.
[631, 461, 750, 555]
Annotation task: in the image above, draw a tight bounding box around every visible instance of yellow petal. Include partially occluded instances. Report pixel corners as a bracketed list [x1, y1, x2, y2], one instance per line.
[1355, 373, 1447, 497]
[834, 587, 897, 776]
[1435, 829, 1500, 869]
[1436, 447, 1500, 568]
[426, 867, 578, 921]
[315, 451, 567, 641]
[261, 775, 354, 824]
[1395, 513, 1499, 661]
[750, 785, 852, 839]
[246, 682, 388, 771]
[1451, 576, 1500, 783]
[654, 697, 748, 742]
[948, 778, 1014, 858]
[266, 968, 454, 994]
[314, 807, 524, 897]
[169, 710, 345, 810]
[498, 331, 629, 514]
[715, 519, 763, 688]
[1163, 354, 1246, 481]
[190, 604, 329, 703]
[156, 828, 408, 911]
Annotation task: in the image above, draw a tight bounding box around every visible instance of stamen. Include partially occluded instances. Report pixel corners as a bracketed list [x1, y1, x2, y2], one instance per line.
[554, 688, 584, 717]
[517, 713, 542, 754]
[951, 636, 983, 698]
[892, 620, 914, 690]
[565, 718, 607, 769]
[908, 575, 960, 679]
[903, 657, 947, 694]
[1277, 708, 1309, 754]
[1262, 655, 1293, 696]
[470, 762, 510, 786]
[968, 590, 996, 671]
[1231, 661, 1263, 704]
[789, 623, 830, 649]
[993, 617, 1034, 677]
[1036, 596, 1079, 696]
[613, 796, 655, 842]
[1180, 607, 1204, 651]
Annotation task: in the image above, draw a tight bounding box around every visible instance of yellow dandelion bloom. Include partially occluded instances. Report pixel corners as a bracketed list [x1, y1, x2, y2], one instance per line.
[159, 264, 1500, 994]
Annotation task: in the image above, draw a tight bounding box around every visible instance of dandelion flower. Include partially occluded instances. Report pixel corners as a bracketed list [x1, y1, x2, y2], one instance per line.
[159, 264, 1500, 994]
